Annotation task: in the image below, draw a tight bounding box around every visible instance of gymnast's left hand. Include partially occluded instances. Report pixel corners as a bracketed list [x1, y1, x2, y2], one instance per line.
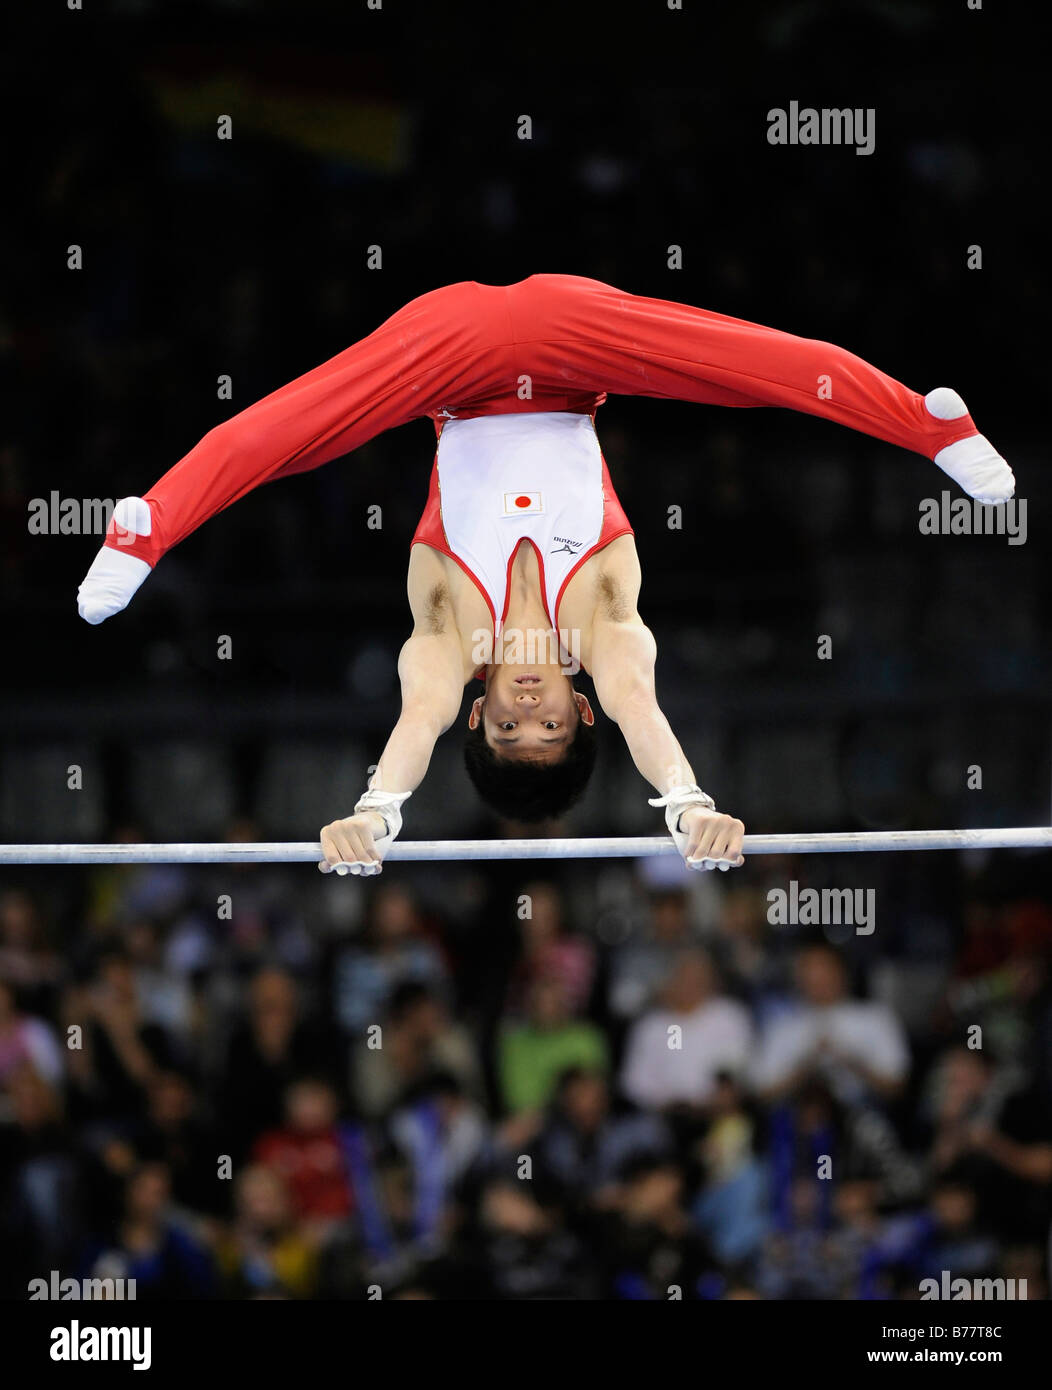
[678, 807, 746, 872]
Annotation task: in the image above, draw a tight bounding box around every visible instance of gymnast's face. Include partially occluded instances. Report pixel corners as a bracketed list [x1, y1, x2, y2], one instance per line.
[468, 668, 594, 761]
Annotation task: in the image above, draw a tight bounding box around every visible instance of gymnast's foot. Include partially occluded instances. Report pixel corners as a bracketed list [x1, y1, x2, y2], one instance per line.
[77, 497, 153, 624]
[925, 388, 1015, 504]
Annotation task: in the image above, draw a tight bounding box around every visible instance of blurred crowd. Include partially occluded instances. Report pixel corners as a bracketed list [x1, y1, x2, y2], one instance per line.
[2, 836, 1051, 1300]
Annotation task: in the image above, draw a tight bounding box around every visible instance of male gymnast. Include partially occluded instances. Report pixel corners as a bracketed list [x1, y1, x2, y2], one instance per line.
[76, 274, 1014, 876]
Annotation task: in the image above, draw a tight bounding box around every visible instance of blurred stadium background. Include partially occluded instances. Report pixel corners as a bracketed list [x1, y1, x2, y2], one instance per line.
[2, 0, 1050, 1299]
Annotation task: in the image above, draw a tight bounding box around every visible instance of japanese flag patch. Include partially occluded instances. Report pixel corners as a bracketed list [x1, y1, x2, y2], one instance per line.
[502, 491, 543, 516]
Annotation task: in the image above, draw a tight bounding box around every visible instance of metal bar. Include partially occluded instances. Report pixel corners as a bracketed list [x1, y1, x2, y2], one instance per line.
[0, 827, 1050, 865]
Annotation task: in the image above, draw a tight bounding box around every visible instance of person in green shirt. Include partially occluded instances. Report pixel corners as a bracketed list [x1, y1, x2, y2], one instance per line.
[499, 975, 608, 1114]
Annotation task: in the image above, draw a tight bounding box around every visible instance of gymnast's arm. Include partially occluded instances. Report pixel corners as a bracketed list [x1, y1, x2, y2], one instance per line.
[318, 627, 463, 873]
[590, 614, 745, 868]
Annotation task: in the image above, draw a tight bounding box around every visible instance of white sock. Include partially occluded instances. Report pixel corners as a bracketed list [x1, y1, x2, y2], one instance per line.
[925, 389, 1015, 503]
[933, 434, 1015, 503]
[77, 498, 153, 624]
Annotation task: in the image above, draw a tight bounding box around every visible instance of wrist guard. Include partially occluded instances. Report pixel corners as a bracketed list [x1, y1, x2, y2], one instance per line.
[353, 788, 412, 848]
[648, 784, 717, 857]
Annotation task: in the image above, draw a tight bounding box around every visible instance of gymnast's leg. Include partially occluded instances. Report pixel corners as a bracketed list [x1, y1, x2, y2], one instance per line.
[77, 281, 506, 624]
[509, 273, 1014, 502]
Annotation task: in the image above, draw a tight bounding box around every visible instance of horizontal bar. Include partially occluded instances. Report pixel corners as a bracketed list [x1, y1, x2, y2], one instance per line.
[0, 828, 1050, 864]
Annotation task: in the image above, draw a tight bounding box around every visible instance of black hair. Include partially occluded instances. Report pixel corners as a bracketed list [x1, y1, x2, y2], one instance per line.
[387, 979, 438, 1022]
[463, 712, 597, 823]
[933, 1160, 982, 1194]
[401, 1068, 464, 1106]
[615, 1150, 682, 1185]
[554, 1065, 605, 1096]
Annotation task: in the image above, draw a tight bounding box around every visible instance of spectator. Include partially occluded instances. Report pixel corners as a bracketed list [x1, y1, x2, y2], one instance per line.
[217, 1163, 318, 1298]
[124, 919, 195, 1042]
[0, 891, 62, 1010]
[0, 978, 64, 1089]
[751, 943, 909, 1106]
[756, 1177, 842, 1300]
[594, 1154, 716, 1299]
[824, 1178, 888, 1299]
[620, 948, 753, 1111]
[253, 1077, 353, 1236]
[472, 1177, 595, 1299]
[81, 1161, 217, 1299]
[505, 881, 596, 1018]
[535, 1067, 672, 1208]
[710, 885, 785, 1015]
[0, 1066, 78, 1295]
[608, 887, 698, 1021]
[389, 1071, 488, 1219]
[220, 968, 338, 1160]
[925, 1046, 1052, 1247]
[692, 1073, 770, 1266]
[333, 884, 449, 1034]
[907, 1173, 1001, 1290]
[67, 953, 176, 1124]
[352, 981, 482, 1119]
[134, 1069, 224, 1217]
[499, 977, 608, 1115]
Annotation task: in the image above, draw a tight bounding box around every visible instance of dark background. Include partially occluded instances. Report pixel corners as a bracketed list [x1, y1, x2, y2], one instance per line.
[1, 0, 1051, 1305]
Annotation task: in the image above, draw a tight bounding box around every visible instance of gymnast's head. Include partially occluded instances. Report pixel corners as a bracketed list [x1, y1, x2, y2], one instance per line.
[463, 662, 596, 822]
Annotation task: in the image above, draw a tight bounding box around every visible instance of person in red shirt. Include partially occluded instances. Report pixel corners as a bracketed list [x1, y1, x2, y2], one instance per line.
[253, 1078, 353, 1234]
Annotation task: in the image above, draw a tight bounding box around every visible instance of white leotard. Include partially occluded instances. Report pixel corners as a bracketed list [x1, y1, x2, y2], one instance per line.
[412, 411, 633, 647]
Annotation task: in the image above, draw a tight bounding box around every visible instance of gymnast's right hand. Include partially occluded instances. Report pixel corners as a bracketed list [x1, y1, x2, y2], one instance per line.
[319, 812, 389, 877]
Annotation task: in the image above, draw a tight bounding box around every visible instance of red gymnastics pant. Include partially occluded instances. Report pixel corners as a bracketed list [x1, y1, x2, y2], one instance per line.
[105, 273, 984, 568]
